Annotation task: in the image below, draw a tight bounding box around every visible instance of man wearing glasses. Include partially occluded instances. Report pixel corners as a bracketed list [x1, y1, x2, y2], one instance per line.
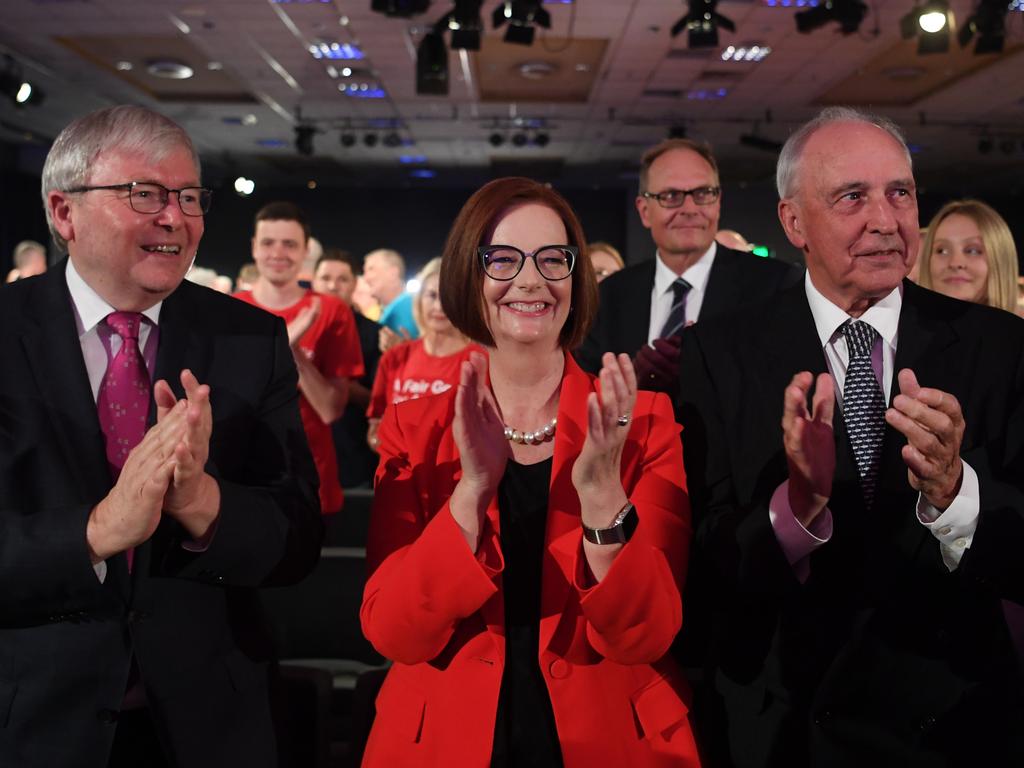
[0, 105, 322, 767]
[577, 138, 801, 393]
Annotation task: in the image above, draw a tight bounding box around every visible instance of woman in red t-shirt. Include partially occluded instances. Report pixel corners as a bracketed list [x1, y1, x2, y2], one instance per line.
[367, 257, 481, 449]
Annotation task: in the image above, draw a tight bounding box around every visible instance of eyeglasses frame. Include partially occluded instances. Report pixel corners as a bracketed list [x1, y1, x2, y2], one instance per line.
[477, 244, 578, 282]
[640, 185, 721, 209]
[63, 181, 213, 217]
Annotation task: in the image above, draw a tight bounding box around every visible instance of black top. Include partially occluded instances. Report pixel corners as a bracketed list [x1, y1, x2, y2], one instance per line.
[491, 457, 563, 768]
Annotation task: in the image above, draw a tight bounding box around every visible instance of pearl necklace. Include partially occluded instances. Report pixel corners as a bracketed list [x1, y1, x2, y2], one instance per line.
[503, 417, 557, 445]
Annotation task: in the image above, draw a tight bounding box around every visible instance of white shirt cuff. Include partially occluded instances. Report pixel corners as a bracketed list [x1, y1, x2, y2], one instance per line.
[769, 480, 833, 582]
[917, 459, 979, 571]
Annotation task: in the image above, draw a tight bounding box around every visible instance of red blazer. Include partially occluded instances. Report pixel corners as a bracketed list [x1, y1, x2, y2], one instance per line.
[360, 354, 699, 767]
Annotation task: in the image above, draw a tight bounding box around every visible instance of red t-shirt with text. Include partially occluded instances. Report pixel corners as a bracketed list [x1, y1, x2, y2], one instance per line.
[367, 339, 481, 420]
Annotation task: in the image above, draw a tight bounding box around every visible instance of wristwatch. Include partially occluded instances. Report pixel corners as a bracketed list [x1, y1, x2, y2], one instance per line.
[582, 502, 638, 545]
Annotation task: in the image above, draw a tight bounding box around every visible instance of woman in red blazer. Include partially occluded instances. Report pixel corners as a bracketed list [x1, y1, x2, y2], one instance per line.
[360, 177, 699, 767]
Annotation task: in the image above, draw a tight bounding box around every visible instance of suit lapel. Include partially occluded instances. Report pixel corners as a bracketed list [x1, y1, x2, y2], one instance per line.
[700, 246, 740, 320]
[21, 264, 110, 503]
[538, 355, 592, 654]
[620, 260, 655, 352]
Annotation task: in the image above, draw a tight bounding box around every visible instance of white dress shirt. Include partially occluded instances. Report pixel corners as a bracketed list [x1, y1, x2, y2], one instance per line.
[769, 271, 980, 579]
[646, 242, 716, 345]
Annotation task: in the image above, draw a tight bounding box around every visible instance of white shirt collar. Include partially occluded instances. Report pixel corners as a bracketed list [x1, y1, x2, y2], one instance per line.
[64, 258, 163, 334]
[804, 271, 901, 350]
[653, 241, 717, 297]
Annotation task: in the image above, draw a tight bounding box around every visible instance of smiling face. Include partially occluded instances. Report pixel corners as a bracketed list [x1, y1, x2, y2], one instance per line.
[49, 146, 203, 311]
[252, 218, 306, 288]
[778, 121, 919, 315]
[928, 212, 989, 304]
[636, 148, 721, 267]
[483, 203, 572, 351]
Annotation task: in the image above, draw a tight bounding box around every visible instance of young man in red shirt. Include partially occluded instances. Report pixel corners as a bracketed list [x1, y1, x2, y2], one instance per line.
[235, 202, 364, 514]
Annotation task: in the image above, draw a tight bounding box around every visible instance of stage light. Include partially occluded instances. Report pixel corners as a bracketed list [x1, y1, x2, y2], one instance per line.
[668, 125, 688, 139]
[340, 132, 356, 147]
[294, 125, 316, 156]
[740, 133, 783, 152]
[492, 1, 551, 46]
[383, 131, 402, 147]
[978, 137, 993, 154]
[900, 1, 951, 54]
[795, 0, 867, 35]
[489, 133, 506, 147]
[958, 0, 1009, 54]
[233, 177, 255, 197]
[416, 31, 449, 95]
[364, 133, 379, 148]
[533, 132, 550, 147]
[442, 0, 484, 51]
[511, 132, 529, 147]
[670, 0, 736, 48]
[0, 56, 44, 107]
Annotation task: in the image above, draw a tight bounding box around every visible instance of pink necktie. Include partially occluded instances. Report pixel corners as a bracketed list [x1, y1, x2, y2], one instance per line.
[97, 312, 151, 570]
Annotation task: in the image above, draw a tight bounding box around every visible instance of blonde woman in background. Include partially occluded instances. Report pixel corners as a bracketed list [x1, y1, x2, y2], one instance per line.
[919, 199, 1018, 313]
[366, 257, 480, 449]
[586, 240, 624, 282]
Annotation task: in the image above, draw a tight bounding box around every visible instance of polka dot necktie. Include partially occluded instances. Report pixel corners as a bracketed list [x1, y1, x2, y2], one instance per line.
[659, 277, 693, 338]
[841, 320, 885, 507]
[97, 312, 151, 569]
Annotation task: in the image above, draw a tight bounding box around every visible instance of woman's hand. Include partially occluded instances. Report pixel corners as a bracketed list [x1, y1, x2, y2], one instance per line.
[572, 352, 636, 526]
[450, 351, 509, 550]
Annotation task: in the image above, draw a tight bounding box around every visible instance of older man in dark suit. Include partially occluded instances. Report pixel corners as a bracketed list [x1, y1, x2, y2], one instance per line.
[576, 137, 801, 391]
[679, 106, 1024, 767]
[0, 105, 322, 768]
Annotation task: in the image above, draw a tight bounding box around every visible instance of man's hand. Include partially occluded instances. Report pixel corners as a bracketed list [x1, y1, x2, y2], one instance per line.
[287, 297, 320, 348]
[86, 400, 187, 563]
[153, 369, 221, 539]
[782, 371, 835, 527]
[634, 336, 682, 393]
[886, 368, 964, 510]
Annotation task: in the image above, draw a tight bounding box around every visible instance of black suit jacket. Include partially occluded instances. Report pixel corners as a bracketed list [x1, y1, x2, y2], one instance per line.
[0, 263, 323, 768]
[575, 245, 802, 374]
[678, 279, 1024, 768]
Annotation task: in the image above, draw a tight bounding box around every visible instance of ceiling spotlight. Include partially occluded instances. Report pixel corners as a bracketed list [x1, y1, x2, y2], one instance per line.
[439, 0, 484, 51]
[340, 132, 356, 147]
[0, 56, 44, 107]
[670, 1, 736, 49]
[958, 0, 1009, 55]
[294, 126, 316, 157]
[978, 137, 993, 154]
[383, 131, 402, 147]
[492, 1, 552, 46]
[668, 125, 688, 139]
[999, 138, 1016, 155]
[511, 132, 530, 147]
[489, 132, 506, 147]
[416, 31, 449, 95]
[371, 0, 430, 18]
[533, 132, 550, 147]
[900, 1, 952, 54]
[233, 176, 255, 197]
[364, 133, 379, 148]
[795, 0, 868, 36]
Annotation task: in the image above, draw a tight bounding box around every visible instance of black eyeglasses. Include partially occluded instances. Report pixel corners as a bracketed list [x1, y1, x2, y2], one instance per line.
[640, 186, 720, 208]
[64, 181, 212, 217]
[478, 245, 577, 281]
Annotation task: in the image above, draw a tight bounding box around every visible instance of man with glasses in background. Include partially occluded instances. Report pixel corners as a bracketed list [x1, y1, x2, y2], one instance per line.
[577, 138, 801, 393]
[0, 105, 322, 768]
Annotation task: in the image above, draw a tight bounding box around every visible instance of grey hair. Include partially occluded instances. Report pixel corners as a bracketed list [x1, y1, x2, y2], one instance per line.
[13, 240, 46, 267]
[364, 248, 406, 279]
[41, 105, 200, 252]
[776, 106, 911, 199]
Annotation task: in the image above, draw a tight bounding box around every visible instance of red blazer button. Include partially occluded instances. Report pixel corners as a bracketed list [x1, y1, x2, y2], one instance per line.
[549, 659, 571, 679]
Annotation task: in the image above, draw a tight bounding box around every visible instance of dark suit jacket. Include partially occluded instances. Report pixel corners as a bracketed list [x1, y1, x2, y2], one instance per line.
[334, 311, 381, 489]
[575, 245, 802, 374]
[0, 263, 323, 768]
[677, 279, 1024, 768]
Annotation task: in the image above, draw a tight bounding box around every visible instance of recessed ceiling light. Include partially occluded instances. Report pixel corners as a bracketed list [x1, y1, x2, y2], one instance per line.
[145, 59, 195, 80]
[721, 44, 772, 62]
[116, 61, 133, 71]
[207, 61, 223, 71]
[242, 113, 258, 126]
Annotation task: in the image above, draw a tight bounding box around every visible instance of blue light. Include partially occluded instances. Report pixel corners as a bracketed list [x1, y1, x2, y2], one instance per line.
[686, 88, 729, 101]
[399, 155, 428, 164]
[309, 42, 365, 61]
[410, 169, 436, 179]
[344, 86, 387, 99]
[257, 139, 288, 148]
[1010, 0, 1023, 11]
[765, 0, 819, 6]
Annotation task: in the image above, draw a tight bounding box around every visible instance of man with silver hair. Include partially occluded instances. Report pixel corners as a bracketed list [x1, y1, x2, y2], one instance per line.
[0, 105, 322, 767]
[678, 106, 1024, 766]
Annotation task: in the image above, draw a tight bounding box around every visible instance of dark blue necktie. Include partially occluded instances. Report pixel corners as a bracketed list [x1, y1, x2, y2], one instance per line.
[659, 277, 692, 338]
